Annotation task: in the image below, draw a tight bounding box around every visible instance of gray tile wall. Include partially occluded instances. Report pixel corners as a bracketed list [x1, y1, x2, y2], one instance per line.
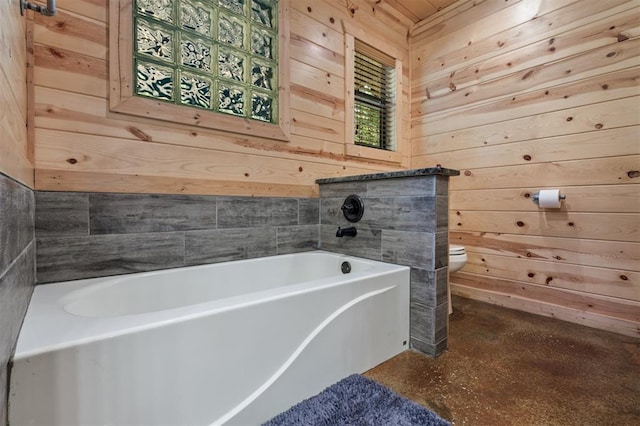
[318, 175, 450, 356]
[35, 192, 320, 283]
[0, 173, 35, 425]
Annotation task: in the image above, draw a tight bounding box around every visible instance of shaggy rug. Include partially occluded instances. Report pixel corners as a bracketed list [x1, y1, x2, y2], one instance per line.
[263, 374, 450, 425]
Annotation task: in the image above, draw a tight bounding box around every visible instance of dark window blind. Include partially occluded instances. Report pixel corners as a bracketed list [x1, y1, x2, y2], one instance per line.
[354, 45, 396, 150]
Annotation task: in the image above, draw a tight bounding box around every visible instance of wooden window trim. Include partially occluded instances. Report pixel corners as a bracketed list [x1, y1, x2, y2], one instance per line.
[344, 32, 404, 164]
[109, 0, 291, 142]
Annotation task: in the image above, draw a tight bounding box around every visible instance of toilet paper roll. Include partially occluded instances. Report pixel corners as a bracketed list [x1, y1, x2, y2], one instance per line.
[538, 189, 562, 208]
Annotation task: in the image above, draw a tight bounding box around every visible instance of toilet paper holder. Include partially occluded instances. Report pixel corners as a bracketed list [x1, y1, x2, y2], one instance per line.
[531, 191, 566, 205]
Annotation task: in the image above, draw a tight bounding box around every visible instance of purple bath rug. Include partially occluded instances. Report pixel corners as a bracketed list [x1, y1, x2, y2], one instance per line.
[262, 374, 450, 425]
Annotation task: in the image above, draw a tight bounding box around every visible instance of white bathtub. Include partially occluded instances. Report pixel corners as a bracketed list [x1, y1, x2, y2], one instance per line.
[10, 251, 409, 425]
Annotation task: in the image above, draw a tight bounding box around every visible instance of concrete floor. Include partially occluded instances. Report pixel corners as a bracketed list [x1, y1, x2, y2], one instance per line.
[365, 296, 640, 426]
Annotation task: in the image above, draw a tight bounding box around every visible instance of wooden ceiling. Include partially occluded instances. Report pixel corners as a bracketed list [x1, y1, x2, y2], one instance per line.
[383, 0, 460, 23]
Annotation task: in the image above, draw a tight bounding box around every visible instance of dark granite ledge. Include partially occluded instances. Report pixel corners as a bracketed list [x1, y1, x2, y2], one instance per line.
[316, 167, 460, 184]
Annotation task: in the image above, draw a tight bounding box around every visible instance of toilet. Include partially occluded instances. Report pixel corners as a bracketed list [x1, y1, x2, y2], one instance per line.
[449, 245, 467, 274]
[448, 245, 467, 314]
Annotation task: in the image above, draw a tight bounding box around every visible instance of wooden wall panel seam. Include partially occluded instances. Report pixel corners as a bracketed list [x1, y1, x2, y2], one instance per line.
[411, 68, 640, 135]
[413, 96, 640, 155]
[412, 42, 640, 117]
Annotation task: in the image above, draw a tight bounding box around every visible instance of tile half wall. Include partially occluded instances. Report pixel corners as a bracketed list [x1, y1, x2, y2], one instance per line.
[35, 192, 320, 283]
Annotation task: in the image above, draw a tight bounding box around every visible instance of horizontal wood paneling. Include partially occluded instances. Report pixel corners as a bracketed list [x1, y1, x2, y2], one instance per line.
[450, 185, 640, 213]
[414, 96, 640, 156]
[35, 169, 318, 197]
[450, 210, 640, 242]
[34, 87, 350, 163]
[417, 126, 639, 170]
[451, 276, 639, 337]
[411, 0, 640, 336]
[450, 155, 639, 190]
[34, 129, 382, 185]
[0, 0, 32, 186]
[463, 251, 639, 301]
[450, 231, 640, 272]
[412, 0, 637, 79]
[32, 0, 412, 196]
[452, 271, 639, 323]
[414, 37, 639, 116]
[412, 67, 640, 137]
[32, 8, 106, 59]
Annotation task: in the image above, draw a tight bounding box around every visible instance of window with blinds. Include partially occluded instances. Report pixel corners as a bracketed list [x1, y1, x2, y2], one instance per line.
[354, 40, 396, 150]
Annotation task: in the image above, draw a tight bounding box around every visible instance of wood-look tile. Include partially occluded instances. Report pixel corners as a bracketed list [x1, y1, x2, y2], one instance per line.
[321, 196, 437, 232]
[409, 300, 449, 352]
[410, 337, 447, 357]
[0, 242, 35, 420]
[318, 181, 368, 198]
[435, 231, 449, 269]
[298, 198, 320, 225]
[319, 176, 438, 198]
[36, 233, 185, 283]
[185, 227, 277, 265]
[0, 174, 34, 273]
[410, 301, 436, 342]
[434, 302, 449, 343]
[217, 197, 298, 228]
[410, 267, 447, 307]
[277, 225, 319, 254]
[0, 242, 35, 359]
[370, 195, 436, 232]
[435, 175, 449, 196]
[35, 192, 88, 237]
[90, 194, 216, 234]
[382, 230, 435, 269]
[436, 196, 449, 232]
[319, 197, 348, 225]
[366, 176, 437, 197]
[319, 224, 382, 260]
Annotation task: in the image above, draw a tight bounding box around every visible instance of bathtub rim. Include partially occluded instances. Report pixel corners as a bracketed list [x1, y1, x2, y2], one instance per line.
[15, 251, 409, 359]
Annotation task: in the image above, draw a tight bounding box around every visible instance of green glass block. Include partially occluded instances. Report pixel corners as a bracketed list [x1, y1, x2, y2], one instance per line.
[219, 13, 244, 49]
[219, 0, 244, 15]
[137, 0, 174, 23]
[132, 0, 278, 125]
[250, 28, 272, 59]
[219, 84, 244, 115]
[180, 72, 212, 108]
[136, 61, 174, 101]
[136, 19, 174, 62]
[219, 48, 245, 82]
[251, 92, 272, 122]
[251, 60, 273, 90]
[181, 35, 212, 71]
[180, 0, 212, 37]
[251, 0, 274, 28]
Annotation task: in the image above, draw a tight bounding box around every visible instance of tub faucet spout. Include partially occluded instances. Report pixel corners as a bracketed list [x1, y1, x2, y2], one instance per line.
[336, 226, 357, 237]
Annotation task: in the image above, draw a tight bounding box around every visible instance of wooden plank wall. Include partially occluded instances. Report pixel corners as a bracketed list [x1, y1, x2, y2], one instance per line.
[0, 0, 31, 186]
[30, 0, 413, 197]
[410, 0, 640, 337]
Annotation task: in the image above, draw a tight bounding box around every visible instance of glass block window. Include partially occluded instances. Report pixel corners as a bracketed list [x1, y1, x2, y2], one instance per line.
[133, 0, 278, 123]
